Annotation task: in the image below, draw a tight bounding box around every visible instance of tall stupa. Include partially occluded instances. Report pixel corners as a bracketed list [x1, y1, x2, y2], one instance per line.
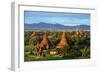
[56, 32, 68, 49]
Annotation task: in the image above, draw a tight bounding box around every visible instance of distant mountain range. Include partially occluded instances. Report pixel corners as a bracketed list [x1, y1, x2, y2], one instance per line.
[24, 22, 90, 30]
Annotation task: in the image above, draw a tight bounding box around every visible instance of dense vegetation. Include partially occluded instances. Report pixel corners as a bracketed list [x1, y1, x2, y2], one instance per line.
[24, 30, 90, 61]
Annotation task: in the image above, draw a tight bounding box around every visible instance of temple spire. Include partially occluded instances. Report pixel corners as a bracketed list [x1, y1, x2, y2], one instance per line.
[56, 32, 68, 49]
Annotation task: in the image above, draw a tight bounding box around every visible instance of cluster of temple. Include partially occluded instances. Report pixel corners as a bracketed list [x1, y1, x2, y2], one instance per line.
[32, 30, 85, 56]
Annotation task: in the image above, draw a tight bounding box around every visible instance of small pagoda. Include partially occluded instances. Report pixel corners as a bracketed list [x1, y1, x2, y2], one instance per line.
[30, 32, 35, 38]
[75, 30, 85, 37]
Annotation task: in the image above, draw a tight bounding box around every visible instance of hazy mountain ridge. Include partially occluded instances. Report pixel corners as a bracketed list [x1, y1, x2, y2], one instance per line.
[25, 22, 90, 30]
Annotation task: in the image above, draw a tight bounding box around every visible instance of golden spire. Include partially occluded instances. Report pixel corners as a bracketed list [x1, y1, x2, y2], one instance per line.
[56, 32, 68, 49]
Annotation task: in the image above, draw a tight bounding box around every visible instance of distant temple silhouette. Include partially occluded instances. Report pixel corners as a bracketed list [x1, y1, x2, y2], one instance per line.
[75, 30, 85, 37]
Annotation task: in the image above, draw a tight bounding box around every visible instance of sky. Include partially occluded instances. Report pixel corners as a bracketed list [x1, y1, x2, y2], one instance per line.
[24, 11, 90, 26]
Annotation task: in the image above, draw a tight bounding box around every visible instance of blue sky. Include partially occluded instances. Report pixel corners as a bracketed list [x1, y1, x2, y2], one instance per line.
[24, 11, 90, 26]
